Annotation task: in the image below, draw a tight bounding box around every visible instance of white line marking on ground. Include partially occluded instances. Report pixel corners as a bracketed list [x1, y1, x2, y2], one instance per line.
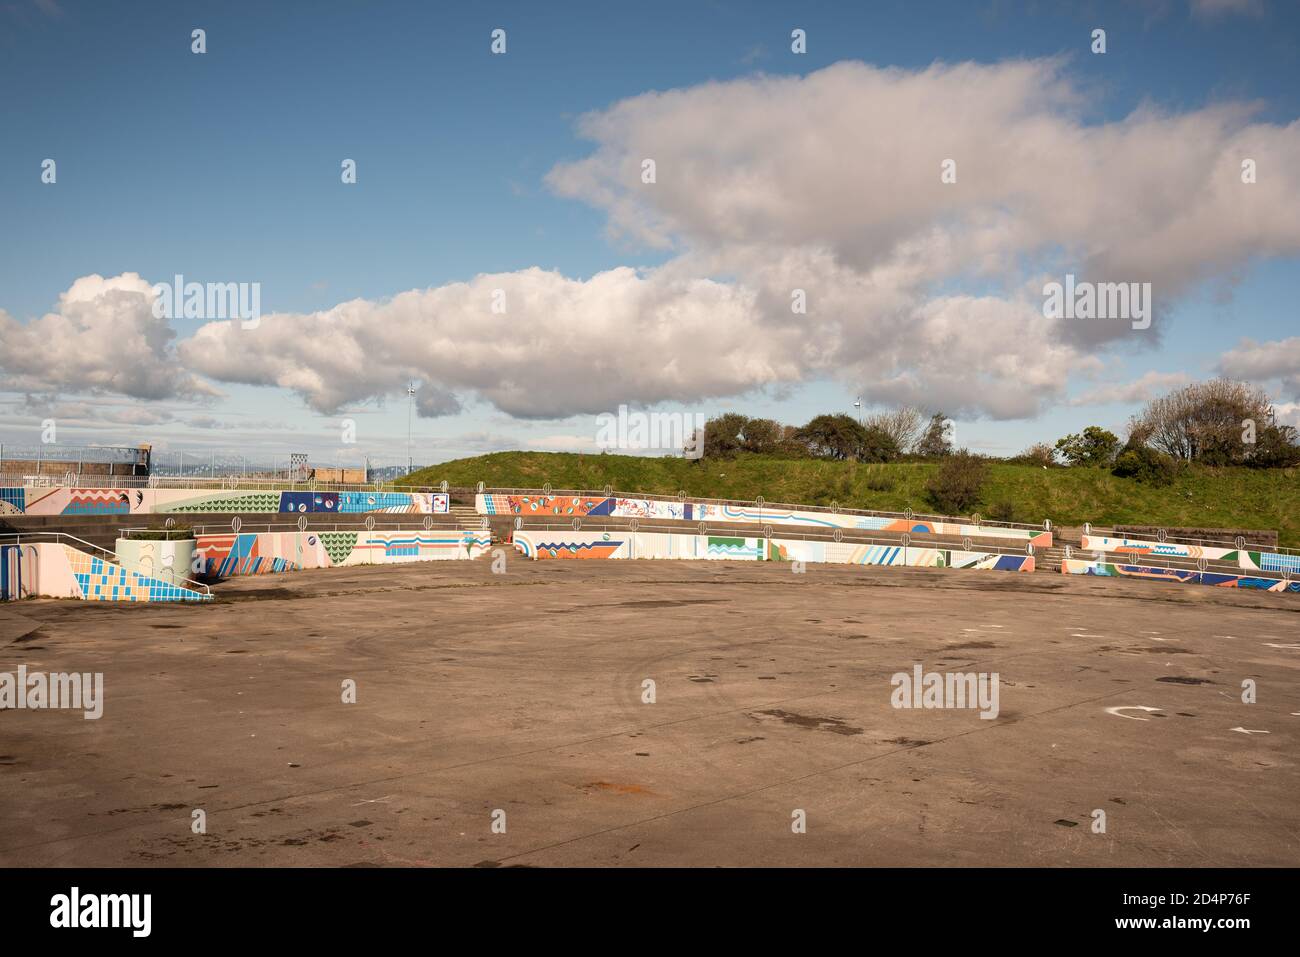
[1106, 706, 1164, 721]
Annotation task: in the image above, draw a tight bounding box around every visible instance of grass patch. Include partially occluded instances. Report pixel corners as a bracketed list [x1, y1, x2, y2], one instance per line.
[403, 452, 1300, 546]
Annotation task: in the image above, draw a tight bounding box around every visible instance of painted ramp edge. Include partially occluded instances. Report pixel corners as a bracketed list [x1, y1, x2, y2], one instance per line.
[510, 530, 1033, 571]
[1080, 534, 1300, 575]
[195, 529, 492, 577]
[0, 542, 211, 602]
[9, 487, 452, 516]
[1061, 558, 1300, 593]
[479, 493, 1050, 547]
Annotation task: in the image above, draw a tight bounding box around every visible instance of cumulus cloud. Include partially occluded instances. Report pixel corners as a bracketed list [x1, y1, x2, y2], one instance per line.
[178, 266, 798, 418]
[1218, 337, 1300, 400]
[549, 59, 1300, 352]
[1070, 370, 1192, 406]
[6, 59, 1299, 424]
[0, 273, 218, 401]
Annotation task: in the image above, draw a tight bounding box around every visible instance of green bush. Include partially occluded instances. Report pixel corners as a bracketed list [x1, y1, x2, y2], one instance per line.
[1055, 426, 1120, 466]
[924, 450, 989, 515]
[124, 526, 194, 541]
[863, 469, 896, 492]
[986, 501, 1016, 523]
[1112, 445, 1177, 486]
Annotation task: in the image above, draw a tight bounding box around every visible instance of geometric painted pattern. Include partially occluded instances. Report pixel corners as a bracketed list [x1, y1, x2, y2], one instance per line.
[62, 545, 211, 602]
[512, 530, 1035, 572]
[319, 532, 360, 565]
[479, 493, 1052, 547]
[0, 487, 25, 514]
[1061, 558, 1300, 594]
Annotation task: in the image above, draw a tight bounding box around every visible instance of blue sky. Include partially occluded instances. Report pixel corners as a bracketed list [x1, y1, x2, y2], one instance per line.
[1, 0, 1298, 467]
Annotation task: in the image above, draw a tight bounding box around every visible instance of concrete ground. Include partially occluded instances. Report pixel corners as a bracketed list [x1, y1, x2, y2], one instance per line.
[1, 558, 1297, 867]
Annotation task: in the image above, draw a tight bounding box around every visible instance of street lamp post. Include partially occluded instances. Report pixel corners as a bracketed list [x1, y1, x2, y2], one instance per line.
[406, 381, 416, 476]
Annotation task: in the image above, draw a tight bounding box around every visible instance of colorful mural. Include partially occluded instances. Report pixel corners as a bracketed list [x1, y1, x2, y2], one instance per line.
[11, 486, 448, 516]
[510, 530, 1033, 571]
[1, 544, 35, 600]
[1080, 534, 1300, 575]
[1, 541, 210, 602]
[478, 493, 1050, 546]
[766, 537, 1034, 571]
[195, 528, 490, 577]
[1061, 558, 1300, 593]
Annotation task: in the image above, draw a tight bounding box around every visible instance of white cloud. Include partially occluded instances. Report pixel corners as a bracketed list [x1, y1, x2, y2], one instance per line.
[1218, 336, 1300, 400]
[178, 266, 800, 418]
[0, 273, 218, 401]
[1070, 370, 1192, 406]
[6, 59, 1300, 425]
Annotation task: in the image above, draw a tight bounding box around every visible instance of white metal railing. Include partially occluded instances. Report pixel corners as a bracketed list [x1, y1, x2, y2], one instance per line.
[509, 519, 1037, 559]
[1072, 525, 1297, 582]
[0, 531, 213, 597]
[0, 472, 460, 495]
[479, 486, 1050, 533]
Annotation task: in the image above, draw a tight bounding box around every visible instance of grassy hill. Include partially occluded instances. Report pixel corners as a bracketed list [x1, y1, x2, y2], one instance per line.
[404, 451, 1300, 545]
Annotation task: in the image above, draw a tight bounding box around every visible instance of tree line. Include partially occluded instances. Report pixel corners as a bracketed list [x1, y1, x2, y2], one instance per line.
[687, 379, 1298, 512]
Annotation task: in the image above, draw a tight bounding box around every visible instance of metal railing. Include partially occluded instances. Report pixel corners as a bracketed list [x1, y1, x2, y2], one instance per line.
[479, 486, 1050, 533]
[510, 519, 1037, 559]
[1069, 525, 1298, 582]
[0, 531, 213, 597]
[173, 519, 472, 536]
[0, 472, 459, 495]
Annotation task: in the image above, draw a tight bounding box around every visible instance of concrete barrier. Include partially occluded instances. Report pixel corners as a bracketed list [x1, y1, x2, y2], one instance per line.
[480, 492, 1050, 548]
[196, 529, 491, 577]
[1061, 558, 1300, 593]
[511, 529, 1033, 571]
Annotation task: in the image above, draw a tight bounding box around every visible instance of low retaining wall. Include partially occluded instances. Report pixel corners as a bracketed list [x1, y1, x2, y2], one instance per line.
[1080, 534, 1300, 575]
[4, 487, 450, 517]
[511, 530, 1033, 572]
[196, 529, 491, 577]
[1061, 558, 1300, 593]
[479, 494, 1051, 547]
[1, 542, 210, 602]
[115, 538, 196, 586]
[1114, 525, 1278, 549]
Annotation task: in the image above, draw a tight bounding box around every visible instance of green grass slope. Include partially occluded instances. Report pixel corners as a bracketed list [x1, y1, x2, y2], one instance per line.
[405, 451, 1300, 545]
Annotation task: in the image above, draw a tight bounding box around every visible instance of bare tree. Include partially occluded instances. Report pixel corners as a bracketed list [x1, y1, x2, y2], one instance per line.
[864, 406, 924, 453]
[1127, 379, 1271, 463]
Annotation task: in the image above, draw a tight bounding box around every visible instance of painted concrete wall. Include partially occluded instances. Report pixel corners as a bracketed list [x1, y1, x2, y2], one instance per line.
[1080, 534, 1300, 575]
[3, 487, 450, 517]
[195, 529, 491, 577]
[479, 493, 1050, 547]
[114, 538, 196, 586]
[511, 530, 1034, 571]
[1, 542, 210, 602]
[1061, 558, 1300, 593]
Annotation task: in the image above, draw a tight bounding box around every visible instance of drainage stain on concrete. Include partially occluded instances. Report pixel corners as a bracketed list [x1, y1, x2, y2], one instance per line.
[579, 781, 657, 796]
[754, 709, 864, 736]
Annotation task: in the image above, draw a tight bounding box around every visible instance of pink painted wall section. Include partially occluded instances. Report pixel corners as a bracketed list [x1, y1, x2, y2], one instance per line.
[1, 542, 210, 602]
[8, 487, 449, 516]
[479, 493, 1050, 547]
[511, 530, 1034, 571]
[196, 529, 492, 577]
